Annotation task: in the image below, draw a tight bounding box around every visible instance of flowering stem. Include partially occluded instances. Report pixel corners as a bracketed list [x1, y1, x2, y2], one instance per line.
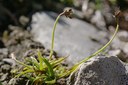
[69, 20, 119, 74]
[49, 12, 64, 60]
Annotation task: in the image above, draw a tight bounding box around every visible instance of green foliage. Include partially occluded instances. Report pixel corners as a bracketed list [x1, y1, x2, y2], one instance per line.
[95, 0, 103, 10]
[11, 51, 69, 85]
[60, 0, 73, 6]
[110, 0, 117, 5]
[0, 81, 2, 85]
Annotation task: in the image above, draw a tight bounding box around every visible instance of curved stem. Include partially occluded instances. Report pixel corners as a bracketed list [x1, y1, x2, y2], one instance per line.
[49, 12, 64, 59]
[70, 23, 119, 73]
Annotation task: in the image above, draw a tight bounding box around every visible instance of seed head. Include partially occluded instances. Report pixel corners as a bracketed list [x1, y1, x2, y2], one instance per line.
[62, 8, 73, 19]
[113, 7, 121, 18]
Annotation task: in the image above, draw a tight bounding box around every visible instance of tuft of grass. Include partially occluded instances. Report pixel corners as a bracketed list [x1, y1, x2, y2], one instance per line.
[11, 8, 73, 85]
[11, 50, 69, 85]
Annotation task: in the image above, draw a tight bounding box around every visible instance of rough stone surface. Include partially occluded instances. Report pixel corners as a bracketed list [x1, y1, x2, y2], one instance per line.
[30, 11, 108, 65]
[67, 56, 128, 85]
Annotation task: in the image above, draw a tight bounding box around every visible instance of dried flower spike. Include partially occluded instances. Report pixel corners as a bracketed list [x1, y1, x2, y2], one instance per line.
[62, 8, 73, 18]
[114, 10, 121, 18]
[114, 7, 121, 18]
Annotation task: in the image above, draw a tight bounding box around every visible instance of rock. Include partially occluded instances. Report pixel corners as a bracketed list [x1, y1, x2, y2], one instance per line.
[2, 58, 16, 67]
[67, 56, 128, 85]
[110, 30, 128, 62]
[30, 11, 108, 65]
[110, 30, 126, 50]
[0, 48, 8, 60]
[108, 49, 121, 56]
[8, 78, 29, 85]
[8, 78, 17, 85]
[1, 81, 8, 85]
[72, 8, 85, 19]
[1, 64, 11, 73]
[74, 0, 95, 21]
[118, 31, 128, 42]
[0, 48, 8, 56]
[123, 43, 128, 55]
[91, 10, 106, 30]
[0, 73, 8, 81]
[19, 16, 29, 26]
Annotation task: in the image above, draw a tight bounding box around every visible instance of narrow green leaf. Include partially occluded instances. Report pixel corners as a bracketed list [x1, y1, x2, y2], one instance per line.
[31, 75, 46, 85]
[14, 58, 32, 69]
[15, 69, 35, 78]
[51, 57, 66, 67]
[37, 50, 44, 70]
[30, 57, 40, 70]
[45, 78, 56, 84]
[37, 51, 55, 79]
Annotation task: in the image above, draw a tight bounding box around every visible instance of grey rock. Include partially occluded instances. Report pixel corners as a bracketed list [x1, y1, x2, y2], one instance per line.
[91, 10, 106, 30]
[0, 48, 8, 60]
[1, 64, 11, 72]
[8, 78, 17, 85]
[73, 0, 84, 7]
[110, 30, 126, 50]
[110, 30, 128, 62]
[30, 11, 107, 65]
[72, 8, 85, 19]
[118, 31, 128, 42]
[1, 81, 8, 85]
[0, 73, 8, 81]
[67, 56, 128, 85]
[19, 16, 29, 26]
[0, 48, 8, 56]
[108, 49, 121, 56]
[8, 78, 29, 85]
[81, 0, 89, 12]
[2, 58, 16, 67]
[123, 43, 128, 55]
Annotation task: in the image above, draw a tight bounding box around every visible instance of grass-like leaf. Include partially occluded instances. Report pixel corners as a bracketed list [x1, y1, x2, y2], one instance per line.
[37, 50, 55, 80]
[15, 69, 35, 78]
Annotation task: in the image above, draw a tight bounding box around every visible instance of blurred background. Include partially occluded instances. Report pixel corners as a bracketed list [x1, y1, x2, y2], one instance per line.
[0, 0, 128, 60]
[0, 0, 128, 61]
[0, 0, 128, 32]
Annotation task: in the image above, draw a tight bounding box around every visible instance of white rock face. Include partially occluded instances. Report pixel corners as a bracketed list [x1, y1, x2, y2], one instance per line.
[30, 11, 107, 65]
[67, 56, 128, 85]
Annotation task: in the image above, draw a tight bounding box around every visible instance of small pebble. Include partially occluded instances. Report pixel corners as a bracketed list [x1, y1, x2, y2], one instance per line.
[2, 58, 16, 67]
[1, 64, 11, 72]
[0, 73, 8, 81]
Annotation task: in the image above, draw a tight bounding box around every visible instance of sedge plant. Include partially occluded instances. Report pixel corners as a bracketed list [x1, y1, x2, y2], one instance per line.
[11, 9, 73, 85]
[49, 8, 120, 77]
[11, 8, 120, 85]
[11, 51, 68, 85]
